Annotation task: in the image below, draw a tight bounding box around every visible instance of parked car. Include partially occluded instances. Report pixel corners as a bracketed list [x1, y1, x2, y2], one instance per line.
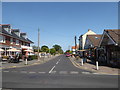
[66, 53, 71, 57]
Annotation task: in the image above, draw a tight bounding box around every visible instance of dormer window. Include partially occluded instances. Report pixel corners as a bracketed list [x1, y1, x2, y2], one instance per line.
[0, 35, 6, 43]
[12, 29, 20, 36]
[16, 40, 19, 45]
[2, 24, 11, 34]
[20, 33, 27, 39]
[10, 38, 13, 44]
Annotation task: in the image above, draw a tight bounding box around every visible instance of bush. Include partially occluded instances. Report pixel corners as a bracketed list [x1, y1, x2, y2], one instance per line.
[2, 56, 9, 59]
[28, 55, 38, 60]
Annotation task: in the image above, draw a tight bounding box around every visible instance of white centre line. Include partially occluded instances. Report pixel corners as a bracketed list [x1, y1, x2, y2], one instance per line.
[56, 61, 59, 64]
[49, 66, 56, 73]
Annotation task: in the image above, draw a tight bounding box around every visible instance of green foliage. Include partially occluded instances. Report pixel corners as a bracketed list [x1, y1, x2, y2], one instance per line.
[50, 48, 56, 55]
[41, 45, 49, 53]
[53, 44, 63, 54]
[2, 56, 9, 59]
[32, 45, 41, 52]
[28, 55, 38, 60]
[53, 44, 61, 51]
[65, 50, 72, 54]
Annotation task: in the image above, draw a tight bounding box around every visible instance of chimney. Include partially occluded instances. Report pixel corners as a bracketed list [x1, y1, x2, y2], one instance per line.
[2, 24, 11, 33]
[88, 29, 91, 31]
[12, 29, 20, 36]
[20, 33, 27, 39]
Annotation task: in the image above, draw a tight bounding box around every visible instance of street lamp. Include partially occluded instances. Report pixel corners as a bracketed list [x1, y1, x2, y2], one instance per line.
[78, 36, 81, 50]
[74, 36, 77, 54]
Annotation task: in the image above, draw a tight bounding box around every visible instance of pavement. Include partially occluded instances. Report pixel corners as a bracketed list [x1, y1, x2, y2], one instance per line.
[0, 55, 59, 69]
[69, 57, 120, 75]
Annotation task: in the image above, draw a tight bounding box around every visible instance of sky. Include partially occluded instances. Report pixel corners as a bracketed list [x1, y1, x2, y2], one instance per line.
[2, 2, 118, 51]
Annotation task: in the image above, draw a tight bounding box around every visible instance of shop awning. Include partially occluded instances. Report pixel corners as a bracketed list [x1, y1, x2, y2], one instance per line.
[7, 48, 21, 52]
[77, 49, 90, 51]
[0, 48, 4, 51]
[24, 49, 33, 52]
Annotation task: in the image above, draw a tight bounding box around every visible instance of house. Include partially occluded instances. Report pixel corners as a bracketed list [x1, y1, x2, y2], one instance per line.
[71, 45, 79, 55]
[0, 24, 34, 56]
[79, 29, 96, 50]
[84, 34, 102, 61]
[98, 29, 120, 67]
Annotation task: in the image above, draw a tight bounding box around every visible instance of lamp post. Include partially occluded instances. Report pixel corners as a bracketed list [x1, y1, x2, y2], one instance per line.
[78, 36, 81, 50]
[74, 36, 77, 55]
[38, 28, 40, 61]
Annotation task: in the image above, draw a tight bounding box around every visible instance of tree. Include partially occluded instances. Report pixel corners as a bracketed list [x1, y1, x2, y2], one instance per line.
[32, 45, 41, 52]
[65, 50, 72, 54]
[50, 48, 56, 55]
[52, 44, 64, 54]
[41, 45, 49, 53]
[53, 44, 62, 51]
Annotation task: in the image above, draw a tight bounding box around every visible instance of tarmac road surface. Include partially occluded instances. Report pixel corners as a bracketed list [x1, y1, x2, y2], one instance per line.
[2, 55, 118, 88]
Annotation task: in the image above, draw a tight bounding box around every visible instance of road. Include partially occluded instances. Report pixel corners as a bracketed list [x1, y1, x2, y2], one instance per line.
[2, 55, 118, 88]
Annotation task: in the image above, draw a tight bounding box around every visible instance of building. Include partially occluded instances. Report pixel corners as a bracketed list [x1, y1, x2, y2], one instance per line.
[71, 45, 79, 55]
[84, 34, 102, 61]
[0, 24, 34, 56]
[79, 29, 96, 50]
[98, 29, 120, 67]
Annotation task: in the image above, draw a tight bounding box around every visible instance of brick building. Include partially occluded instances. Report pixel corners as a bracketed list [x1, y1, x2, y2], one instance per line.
[0, 24, 33, 56]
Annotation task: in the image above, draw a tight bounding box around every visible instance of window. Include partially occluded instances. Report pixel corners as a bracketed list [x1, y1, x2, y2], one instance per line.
[0, 35, 6, 43]
[10, 38, 13, 44]
[16, 40, 19, 45]
[4, 28, 11, 33]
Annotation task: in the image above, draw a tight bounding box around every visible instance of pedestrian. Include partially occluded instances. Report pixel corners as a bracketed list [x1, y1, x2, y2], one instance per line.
[8, 55, 13, 63]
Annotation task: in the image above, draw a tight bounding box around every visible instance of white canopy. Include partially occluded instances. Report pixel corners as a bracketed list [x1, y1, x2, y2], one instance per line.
[24, 49, 33, 52]
[7, 48, 21, 52]
[0, 48, 4, 51]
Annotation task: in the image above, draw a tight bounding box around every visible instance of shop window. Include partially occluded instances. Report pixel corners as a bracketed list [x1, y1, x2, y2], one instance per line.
[0, 35, 6, 43]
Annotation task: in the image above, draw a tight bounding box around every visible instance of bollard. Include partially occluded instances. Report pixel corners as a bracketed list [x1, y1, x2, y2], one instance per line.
[25, 58, 28, 65]
[96, 61, 99, 70]
[81, 58, 83, 66]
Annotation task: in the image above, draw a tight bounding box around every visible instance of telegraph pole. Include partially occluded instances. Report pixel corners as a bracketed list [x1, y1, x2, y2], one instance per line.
[38, 28, 40, 61]
[75, 36, 77, 54]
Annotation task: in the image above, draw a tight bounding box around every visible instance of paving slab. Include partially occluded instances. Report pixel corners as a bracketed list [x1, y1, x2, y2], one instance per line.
[69, 57, 119, 75]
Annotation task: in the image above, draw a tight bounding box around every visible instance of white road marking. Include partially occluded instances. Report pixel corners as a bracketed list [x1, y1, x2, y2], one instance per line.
[70, 71, 79, 74]
[56, 61, 59, 64]
[3, 71, 9, 72]
[49, 66, 56, 73]
[51, 71, 56, 74]
[92, 73, 100, 75]
[29, 72, 36, 74]
[20, 71, 27, 73]
[59, 71, 68, 74]
[82, 72, 90, 74]
[11, 71, 17, 73]
[38, 72, 46, 74]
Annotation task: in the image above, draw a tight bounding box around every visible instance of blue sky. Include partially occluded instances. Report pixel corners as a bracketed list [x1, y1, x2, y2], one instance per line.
[2, 2, 118, 51]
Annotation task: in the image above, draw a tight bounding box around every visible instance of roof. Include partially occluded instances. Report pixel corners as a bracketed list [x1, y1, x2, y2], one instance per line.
[87, 34, 102, 47]
[1, 24, 34, 43]
[11, 29, 20, 32]
[104, 29, 120, 44]
[72, 45, 79, 49]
